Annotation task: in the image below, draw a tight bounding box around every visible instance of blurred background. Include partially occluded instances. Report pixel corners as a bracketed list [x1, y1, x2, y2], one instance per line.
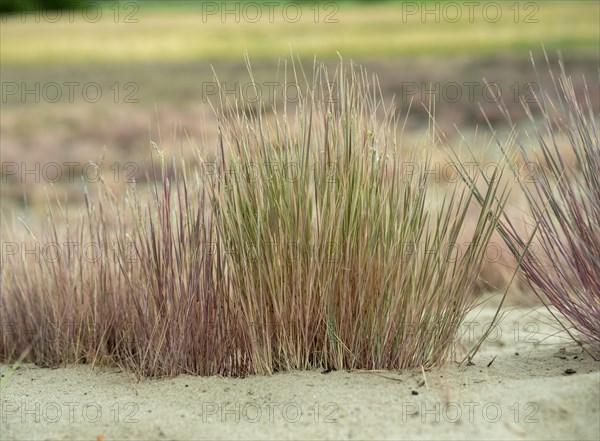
[1, 0, 599, 208]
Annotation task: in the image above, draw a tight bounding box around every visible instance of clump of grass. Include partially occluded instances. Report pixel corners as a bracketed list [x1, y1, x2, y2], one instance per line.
[1, 59, 509, 377]
[206, 59, 508, 373]
[464, 59, 600, 349]
[0, 153, 251, 377]
[508, 62, 599, 348]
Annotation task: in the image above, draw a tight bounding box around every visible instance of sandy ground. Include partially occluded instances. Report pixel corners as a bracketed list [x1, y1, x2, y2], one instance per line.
[1, 303, 599, 440]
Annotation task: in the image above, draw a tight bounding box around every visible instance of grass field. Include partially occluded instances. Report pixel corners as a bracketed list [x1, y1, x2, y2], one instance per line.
[1, 1, 598, 64]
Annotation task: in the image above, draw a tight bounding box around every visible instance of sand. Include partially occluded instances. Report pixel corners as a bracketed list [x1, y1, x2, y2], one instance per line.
[1, 303, 599, 441]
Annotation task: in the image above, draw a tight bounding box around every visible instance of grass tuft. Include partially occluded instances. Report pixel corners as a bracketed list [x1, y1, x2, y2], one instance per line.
[501, 60, 600, 349]
[1, 59, 509, 377]
[456, 57, 600, 349]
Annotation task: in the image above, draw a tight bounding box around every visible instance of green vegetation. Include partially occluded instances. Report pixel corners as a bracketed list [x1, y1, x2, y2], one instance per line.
[0, 0, 87, 13]
[1, 1, 598, 64]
